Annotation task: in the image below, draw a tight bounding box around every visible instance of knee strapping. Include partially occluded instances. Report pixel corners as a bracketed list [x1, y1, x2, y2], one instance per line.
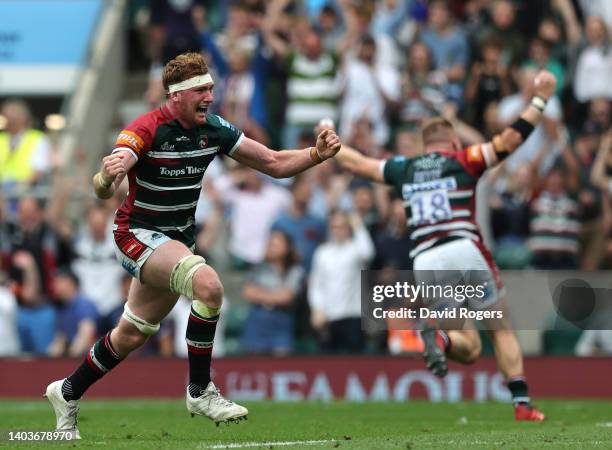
[192, 299, 221, 318]
[169, 255, 207, 299]
[122, 303, 160, 336]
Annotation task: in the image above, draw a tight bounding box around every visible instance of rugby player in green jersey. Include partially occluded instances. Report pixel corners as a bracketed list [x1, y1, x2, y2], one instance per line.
[328, 70, 557, 421]
[44, 52, 341, 437]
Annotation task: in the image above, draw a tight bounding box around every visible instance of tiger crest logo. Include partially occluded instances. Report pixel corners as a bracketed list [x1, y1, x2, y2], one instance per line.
[198, 135, 208, 149]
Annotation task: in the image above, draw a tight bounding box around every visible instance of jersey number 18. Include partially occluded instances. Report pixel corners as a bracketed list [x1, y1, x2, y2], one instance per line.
[410, 189, 452, 225]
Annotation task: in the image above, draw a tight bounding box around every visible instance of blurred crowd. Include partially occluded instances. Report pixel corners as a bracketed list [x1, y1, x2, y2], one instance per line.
[2, 0, 612, 358]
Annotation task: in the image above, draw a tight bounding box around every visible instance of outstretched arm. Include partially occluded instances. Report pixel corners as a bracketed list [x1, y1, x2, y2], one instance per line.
[232, 130, 341, 178]
[334, 144, 385, 183]
[476, 70, 557, 169]
[314, 120, 385, 183]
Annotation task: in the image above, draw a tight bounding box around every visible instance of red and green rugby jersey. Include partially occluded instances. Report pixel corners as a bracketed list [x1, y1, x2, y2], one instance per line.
[112, 105, 244, 247]
[382, 145, 494, 258]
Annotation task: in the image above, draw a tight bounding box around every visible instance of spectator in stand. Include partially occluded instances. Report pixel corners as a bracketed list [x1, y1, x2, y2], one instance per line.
[0, 268, 20, 356]
[218, 47, 268, 144]
[370, 197, 418, 355]
[590, 130, 612, 268]
[523, 37, 566, 97]
[398, 41, 449, 128]
[349, 180, 384, 239]
[307, 157, 353, 222]
[497, 66, 562, 173]
[213, 165, 291, 269]
[573, 121, 606, 270]
[308, 212, 374, 352]
[314, 4, 344, 53]
[240, 230, 304, 354]
[537, 16, 574, 68]
[148, 0, 206, 65]
[488, 133, 569, 269]
[263, 15, 340, 148]
[588, 98, 612, 131]
[573, 16, 612, 103]
[199, 7, 271, 134]
[575, 329, 612, 356]
[71, 204, 125, 330]
[477, 0, 524, 67]
[0, 99, 52, 193]
[48, 268, 98, 357]
[462, 0, 489, 40]
[337, 0, 402, 68]
[464, 38, 512, 130]
[577, 0, 612, 29]
[529, 147, 581, 269]
[549, 0, 582, 51]
[144, 0, 206, 106]
[420, 0, 470, 104]
[339, 34, 401, 147]
[488, 164, 535, 269]
[344, 116, 384, 158]
[371, 0, 411, 39]
[12, 250, 56, 355]
[271, 174, 326, 274]
[213, 1, 259, 55]
[0, 196, 73, 298]
[371, 196, 412, 271]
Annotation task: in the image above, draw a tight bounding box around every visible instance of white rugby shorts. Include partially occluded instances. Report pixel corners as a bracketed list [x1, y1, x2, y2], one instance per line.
[413, 237, 505, 310]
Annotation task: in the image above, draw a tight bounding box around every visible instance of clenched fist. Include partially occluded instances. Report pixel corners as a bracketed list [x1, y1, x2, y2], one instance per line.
[101, 152, 129, 184]
[315, 129, 341, 160]
[533, 70, 557, 100]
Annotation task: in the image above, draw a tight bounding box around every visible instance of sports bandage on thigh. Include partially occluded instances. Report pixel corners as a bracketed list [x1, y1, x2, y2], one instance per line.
[169, 255, 207, 299]
[122, 303, 160, 335]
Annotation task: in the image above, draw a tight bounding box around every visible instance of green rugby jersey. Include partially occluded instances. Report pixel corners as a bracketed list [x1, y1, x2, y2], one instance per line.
[111, 105, 243, 252]
[381, 145, 494, 258]
[285, 51, 339, 125]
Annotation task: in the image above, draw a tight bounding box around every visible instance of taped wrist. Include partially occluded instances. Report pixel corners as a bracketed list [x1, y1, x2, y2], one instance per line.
[96, 173, 112, 189]
[530, 96, 547, 113]
[510, 117, 535, 142]
[309, 146, 323, 164]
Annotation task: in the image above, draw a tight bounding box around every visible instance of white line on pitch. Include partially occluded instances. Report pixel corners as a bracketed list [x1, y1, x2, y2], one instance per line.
[202, 439, 336, 449]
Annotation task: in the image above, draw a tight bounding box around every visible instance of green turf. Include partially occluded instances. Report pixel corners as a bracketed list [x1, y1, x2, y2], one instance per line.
[1, 400, 612, 449]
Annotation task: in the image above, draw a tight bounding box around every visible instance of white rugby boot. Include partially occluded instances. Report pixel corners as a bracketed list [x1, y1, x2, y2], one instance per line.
[186, 381, 248, 425]
[44, 379, 82, 439]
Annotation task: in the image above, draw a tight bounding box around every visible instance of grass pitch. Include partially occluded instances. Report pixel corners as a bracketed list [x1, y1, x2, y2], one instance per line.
[1, 399, 612, 449]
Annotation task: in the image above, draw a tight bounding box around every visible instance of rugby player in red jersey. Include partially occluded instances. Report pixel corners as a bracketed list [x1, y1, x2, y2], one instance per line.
[44, 52, 341, 437]
[327, 70, 556, 421]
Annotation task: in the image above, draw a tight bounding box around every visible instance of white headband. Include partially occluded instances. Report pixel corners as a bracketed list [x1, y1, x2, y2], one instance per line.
[168, 74, 214, 93]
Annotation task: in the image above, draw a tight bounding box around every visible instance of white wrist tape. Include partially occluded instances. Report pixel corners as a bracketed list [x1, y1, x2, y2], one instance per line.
[168, 74, 214, 93]
[530, 96, 547, 113]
